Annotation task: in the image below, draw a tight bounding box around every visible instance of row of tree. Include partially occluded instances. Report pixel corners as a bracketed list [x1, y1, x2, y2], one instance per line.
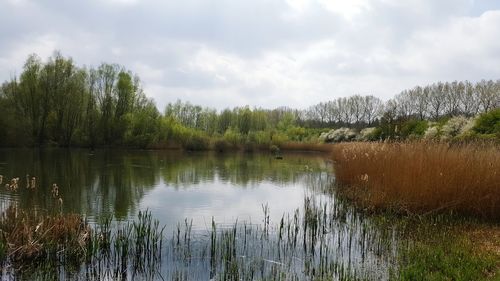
[303, 80, 500, 127]
[164, 100, 299, 135]
[0, 52, 159, 147]
[0, 52, 499, 147]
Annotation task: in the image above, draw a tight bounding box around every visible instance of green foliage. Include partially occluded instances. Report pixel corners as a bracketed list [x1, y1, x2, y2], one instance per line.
[473, 108, 500, 136]
[276, 112, 296, 131]
[223, 127, 243, 146]
[247, 130, 271, 146]
[270, 131, 289, 145]
[398, 237, 497, 281]
[400, 119, 428, 138]
[183, 133, 210, 151]
[3, 52, 497, 149]
[286, 126, 307, 141]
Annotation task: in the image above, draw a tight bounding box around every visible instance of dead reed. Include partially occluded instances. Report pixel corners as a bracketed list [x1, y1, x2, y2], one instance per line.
[331, 141, 500, 219]
[0, 206, 90, 262]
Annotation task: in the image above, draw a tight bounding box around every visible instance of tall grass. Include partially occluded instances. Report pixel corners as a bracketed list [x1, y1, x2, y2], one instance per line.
[332, 141, 500, 219]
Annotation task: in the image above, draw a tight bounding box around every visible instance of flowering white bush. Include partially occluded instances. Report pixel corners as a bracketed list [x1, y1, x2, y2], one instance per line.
[320, 128, 357, 142]
[423, 126, 439, 140]
[441, 116, 470, 139]
[357, 127, 377, 141]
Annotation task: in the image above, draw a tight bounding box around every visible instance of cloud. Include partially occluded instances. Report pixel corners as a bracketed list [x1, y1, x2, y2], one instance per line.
[1, 0, 500, 110]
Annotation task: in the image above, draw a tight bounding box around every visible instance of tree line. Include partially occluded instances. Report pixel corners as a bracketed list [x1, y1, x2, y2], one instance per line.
[303, 81, 500, 128]
[0, 52, 499, 148]
[0, 52, 159, 147]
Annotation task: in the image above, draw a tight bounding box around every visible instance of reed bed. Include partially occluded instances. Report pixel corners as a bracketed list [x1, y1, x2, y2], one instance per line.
[0, 179, 164, 280]
[331, 141, 500, 219]
[162, 191, 399, 280]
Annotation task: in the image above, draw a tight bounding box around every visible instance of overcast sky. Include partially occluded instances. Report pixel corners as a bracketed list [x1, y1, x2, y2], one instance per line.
[1, 0, 500, 110]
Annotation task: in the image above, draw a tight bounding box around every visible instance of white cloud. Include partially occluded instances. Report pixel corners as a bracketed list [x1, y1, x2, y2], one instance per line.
[318, 0, 370, 19]
[1, 0, 500, 110]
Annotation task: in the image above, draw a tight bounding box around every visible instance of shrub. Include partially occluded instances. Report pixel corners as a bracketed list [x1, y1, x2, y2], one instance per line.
[423, 126, 439, 140]
[223, 127, 243, 146]
[286, 126, 307, 141]
[321, 128, 357, 143]
[270, 131, 289, 145]
[441, 116, 473, 140]
[357, 127, 378, 141]
[400, 120, 428, 139]
[473, 108, 500, 136]
[183, 133, 210, 151]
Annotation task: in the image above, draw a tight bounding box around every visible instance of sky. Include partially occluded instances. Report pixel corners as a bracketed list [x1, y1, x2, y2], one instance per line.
[1, 0, 500, 111]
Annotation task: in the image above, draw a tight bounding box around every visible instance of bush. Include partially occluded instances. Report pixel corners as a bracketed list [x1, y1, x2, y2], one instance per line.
[473, 108, 500, 136]
[183, 133, 210, 151]
[320, 128, 357, 143]
[423, 126, 439, 140]
[286, 126, 307, 141]
[440, 116, 473, 140]
[357, 127, 378, 141]
[270, 131, 289, 145]
[223, 127, 243, 146]
[400, 119, 428, 138]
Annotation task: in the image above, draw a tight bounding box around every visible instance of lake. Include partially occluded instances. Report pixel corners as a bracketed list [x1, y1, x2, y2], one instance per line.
[0, 149, 399, 280]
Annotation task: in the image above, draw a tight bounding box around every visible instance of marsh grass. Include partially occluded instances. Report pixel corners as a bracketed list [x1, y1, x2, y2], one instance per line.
[332, 141, 500, 219]
[0, 191, 164, 280]
[389, 215, 500, 281]
[162, 187, 400, 280]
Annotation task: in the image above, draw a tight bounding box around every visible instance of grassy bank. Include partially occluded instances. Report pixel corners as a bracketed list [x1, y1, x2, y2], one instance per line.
[391, 216, 499, 281]
[331, 141, 500, 280]
[331, 141, 500, 219]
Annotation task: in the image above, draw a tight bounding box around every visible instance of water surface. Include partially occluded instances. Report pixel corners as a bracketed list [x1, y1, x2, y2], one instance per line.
[0, 149, 399, 280]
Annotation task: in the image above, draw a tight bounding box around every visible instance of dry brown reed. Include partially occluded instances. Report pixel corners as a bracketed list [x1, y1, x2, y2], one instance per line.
[331, 141, 500, 219]
[0, 205, 91, 262]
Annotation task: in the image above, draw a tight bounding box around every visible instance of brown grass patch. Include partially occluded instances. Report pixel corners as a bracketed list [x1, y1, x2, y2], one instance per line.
[331, 141, 500, 219]
[0, 205, 91, 262]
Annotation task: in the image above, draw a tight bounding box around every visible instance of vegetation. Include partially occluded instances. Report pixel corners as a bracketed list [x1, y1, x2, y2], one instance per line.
[0, 205, 164, 280]
[1, 52, 498, 150]
[331, 141, 500, 219]
[0, 52, 499, 280]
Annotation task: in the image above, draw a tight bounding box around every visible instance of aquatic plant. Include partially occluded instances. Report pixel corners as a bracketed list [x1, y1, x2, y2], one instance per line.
[332, 141, 500, 219]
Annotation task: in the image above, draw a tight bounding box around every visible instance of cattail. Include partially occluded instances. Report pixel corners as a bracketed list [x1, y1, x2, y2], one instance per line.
[52, 184, 59, 198]
[10, 178, 19, 191]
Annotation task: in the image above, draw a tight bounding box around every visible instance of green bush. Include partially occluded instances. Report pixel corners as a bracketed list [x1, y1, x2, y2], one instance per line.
[473, 108, 500, 137]
[270, 131, 289, 145]
[400, 119, 428, 138]
[286, 126, 306, 141]
[223, 127, 243, 146]
[183, 133, 210, 151]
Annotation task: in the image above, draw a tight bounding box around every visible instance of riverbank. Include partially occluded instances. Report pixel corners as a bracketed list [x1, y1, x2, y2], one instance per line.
[0, 144, 498, 280]
[330, 141, 500, 280]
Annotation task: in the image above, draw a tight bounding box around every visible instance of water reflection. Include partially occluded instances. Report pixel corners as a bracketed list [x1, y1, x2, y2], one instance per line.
[0, 149, 400, 280]
[0, 149, 329, 225]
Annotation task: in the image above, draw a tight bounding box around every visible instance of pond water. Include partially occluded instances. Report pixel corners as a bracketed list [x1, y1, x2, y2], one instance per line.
[0, 149, 399, 280]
